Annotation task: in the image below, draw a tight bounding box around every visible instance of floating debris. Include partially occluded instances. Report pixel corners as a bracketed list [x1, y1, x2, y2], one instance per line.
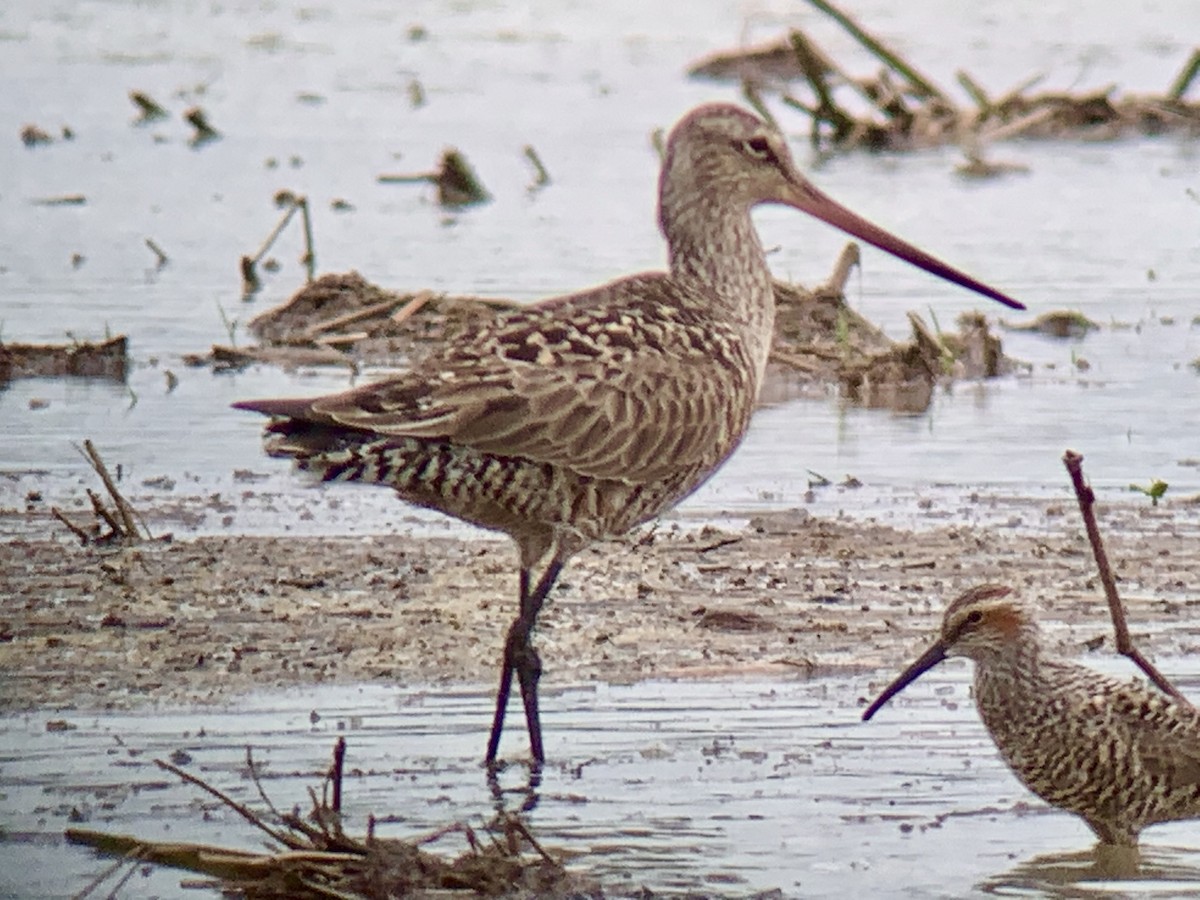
[32, 194, 86, 206]
[129, 90, 168, 123]
[189, 245, 1017, 415]
[66, 740, 599, 899]
[407, 78, 426, 108]
[0, 335, 127, 382]
[379, 147, 490, 208]
[689, 0, 1200, 152]
[145, 237, 169, 268]
[20, 123, 54, 147]
[184, 106, 220, 145]
[240, 193, 316, 296]
[523, 144, 551, 190]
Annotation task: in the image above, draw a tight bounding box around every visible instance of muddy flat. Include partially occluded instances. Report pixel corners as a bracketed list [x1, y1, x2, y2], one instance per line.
[5, 497, 1199, 713]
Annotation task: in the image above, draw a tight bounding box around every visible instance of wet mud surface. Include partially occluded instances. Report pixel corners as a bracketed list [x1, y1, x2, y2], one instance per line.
[5, 500, 1199, 714]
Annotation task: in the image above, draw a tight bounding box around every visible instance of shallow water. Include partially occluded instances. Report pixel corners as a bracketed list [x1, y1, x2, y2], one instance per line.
[2, 0, 1200, 535]
[3, 2, 1200, 897]
[5, 663, 1200, 898]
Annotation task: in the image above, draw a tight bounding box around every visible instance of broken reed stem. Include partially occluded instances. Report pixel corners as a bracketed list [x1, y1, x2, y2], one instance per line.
[956, 70, 991, 113]
[1168, 48, 1200, 101]
[251, 201, 300, 266]
[299, 196, 316, 282]
[331, 736, 346, 815]
[822, 242, 861, 296]
[1062, 449, 1189, 704]
[144, 237, 169, 268]
[522, 144, 550, 188]
[803, 0, 950, 104]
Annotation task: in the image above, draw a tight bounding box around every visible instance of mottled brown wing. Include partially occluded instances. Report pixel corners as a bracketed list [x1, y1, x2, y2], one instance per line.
[1132, 700, 1200, 787]
[304, 278, 753, 483]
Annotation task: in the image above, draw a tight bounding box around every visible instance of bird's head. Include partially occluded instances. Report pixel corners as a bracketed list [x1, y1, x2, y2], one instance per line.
[657, 103, 1024, 310]
[861, 584, 1036, 721]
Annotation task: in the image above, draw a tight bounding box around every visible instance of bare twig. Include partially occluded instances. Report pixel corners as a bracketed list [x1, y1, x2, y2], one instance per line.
[1062, 449, 1189, 704]
[154, 758, 303, 850]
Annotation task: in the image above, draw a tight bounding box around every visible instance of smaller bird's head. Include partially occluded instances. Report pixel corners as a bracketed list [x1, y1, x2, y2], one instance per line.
[861, 584, 1035, 721]
[938, 584, 1034, 661]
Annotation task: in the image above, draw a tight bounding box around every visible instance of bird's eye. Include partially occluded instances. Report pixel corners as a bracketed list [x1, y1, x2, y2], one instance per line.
[739, 136, 775, 162]
[965, 610, 984, 626]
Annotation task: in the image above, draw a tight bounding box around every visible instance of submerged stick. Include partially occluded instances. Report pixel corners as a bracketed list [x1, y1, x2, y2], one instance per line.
[1062, 449, 1189, 704]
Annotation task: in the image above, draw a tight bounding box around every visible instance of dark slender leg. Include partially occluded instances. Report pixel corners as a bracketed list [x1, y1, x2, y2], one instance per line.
[484, 560, 564, 765]
[485, 569, 529, 764]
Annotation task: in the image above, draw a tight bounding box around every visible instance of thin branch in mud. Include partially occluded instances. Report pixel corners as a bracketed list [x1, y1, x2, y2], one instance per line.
[1062, 449, 1189, 704]
[51, 507, 93, 544]
[55, 441, 148, 544]
[81, 440, 141, 538]
[86, 488, 124, 537]
[154, 757, 303, 850]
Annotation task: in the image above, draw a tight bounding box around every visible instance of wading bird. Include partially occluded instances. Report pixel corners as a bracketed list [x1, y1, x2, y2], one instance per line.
[863, 584, 1200, 846]
[236, 104, 1023, 766]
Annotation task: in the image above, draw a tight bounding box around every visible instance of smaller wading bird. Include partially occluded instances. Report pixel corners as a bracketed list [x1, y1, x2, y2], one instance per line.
[863, 584, 1200, 847]
[237, 104, 1023, 767]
